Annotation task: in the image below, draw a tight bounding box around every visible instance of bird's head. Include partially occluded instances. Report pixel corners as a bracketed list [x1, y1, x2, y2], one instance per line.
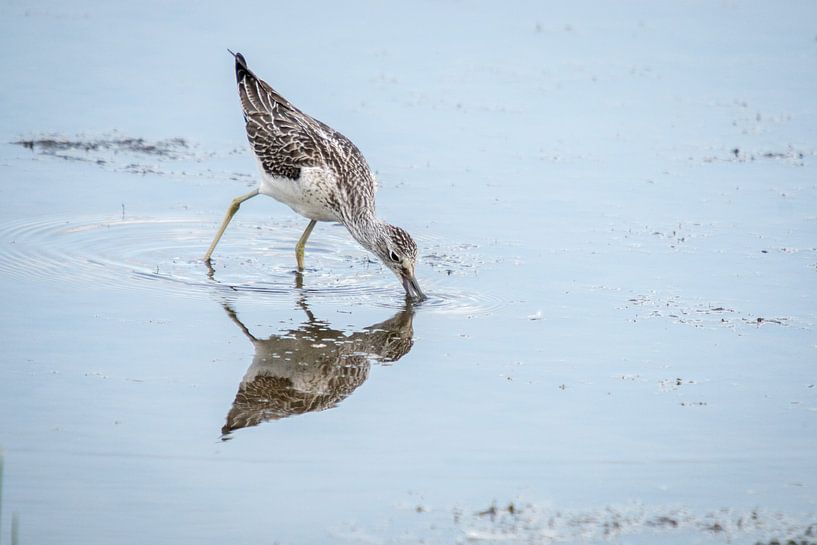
[374, 224, 425, 300]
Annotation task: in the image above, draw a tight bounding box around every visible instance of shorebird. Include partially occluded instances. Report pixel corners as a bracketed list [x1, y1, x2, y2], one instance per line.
[204, 51, 425, 299]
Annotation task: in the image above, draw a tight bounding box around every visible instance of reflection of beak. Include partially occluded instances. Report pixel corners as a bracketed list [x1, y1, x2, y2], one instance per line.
[401, 271, 426, 301]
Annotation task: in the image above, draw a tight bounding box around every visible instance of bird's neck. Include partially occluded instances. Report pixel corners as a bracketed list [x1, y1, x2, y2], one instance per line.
[343, 211, 385, 254]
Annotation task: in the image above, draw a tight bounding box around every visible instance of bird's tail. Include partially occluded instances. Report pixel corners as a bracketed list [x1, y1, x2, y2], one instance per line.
[228, 49, 253, 85]
[228, 49, 296, 113]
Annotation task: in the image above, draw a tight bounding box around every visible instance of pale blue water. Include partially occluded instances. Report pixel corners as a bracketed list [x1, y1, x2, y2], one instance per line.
[0, 1, 815, 544]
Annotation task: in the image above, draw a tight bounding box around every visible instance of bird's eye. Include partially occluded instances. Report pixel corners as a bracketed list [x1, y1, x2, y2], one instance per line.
[389, 250, 400, 262]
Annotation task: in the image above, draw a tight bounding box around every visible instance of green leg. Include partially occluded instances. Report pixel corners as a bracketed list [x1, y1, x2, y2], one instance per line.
[295, 219, 317, 271]
[204, 189, 259, 261]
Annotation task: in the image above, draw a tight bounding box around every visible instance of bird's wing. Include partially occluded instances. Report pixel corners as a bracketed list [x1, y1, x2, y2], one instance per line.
[233, 52, 334, 180]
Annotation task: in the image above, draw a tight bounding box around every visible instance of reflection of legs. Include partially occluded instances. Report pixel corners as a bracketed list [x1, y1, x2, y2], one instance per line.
[221, 302, 258, 342]
[295, 219, 317, 271]
[204, 189, 260, 261]
[296, 293, 316, 322]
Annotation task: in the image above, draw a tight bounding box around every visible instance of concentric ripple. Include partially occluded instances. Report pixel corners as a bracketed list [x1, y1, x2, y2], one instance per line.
[0, 214, 501, 314]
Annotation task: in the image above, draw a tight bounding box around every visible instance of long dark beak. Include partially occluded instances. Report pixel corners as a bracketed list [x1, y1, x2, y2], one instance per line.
[402, 273, 426, 301]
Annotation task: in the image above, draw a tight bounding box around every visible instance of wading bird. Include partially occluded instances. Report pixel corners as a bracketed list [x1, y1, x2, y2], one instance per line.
[204, 51, 425, 299]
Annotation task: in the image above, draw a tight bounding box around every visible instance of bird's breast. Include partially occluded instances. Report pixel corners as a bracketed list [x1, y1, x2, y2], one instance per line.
[258, 165, 340, 222]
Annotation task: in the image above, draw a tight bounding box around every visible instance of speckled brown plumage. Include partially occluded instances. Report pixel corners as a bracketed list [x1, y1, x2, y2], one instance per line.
[234, 52, 376, 223]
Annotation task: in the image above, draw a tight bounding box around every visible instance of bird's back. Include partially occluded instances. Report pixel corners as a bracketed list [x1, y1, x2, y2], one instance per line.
[232, 52, 377, 222]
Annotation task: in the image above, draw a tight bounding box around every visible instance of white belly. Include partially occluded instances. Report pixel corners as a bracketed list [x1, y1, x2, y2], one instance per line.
[257, 164, 340, 222]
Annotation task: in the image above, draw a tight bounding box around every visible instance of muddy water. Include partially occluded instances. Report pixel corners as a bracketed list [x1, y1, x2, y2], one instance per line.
[1, 1, 816, 544]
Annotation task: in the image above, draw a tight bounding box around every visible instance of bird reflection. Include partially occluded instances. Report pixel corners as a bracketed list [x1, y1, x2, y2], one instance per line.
[220, 297, 415, 439]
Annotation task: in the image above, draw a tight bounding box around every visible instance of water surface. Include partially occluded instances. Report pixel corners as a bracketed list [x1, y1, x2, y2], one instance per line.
[1, 1, 816, 544]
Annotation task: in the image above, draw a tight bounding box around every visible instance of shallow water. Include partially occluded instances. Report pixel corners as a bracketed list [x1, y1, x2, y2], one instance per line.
[1, 1, 816, 544]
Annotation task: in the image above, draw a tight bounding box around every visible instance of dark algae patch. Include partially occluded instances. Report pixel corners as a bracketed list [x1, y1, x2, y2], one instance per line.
[441, 503, 817, 544]
[14, 135, 190, 158]
[12, 134, 195, 175]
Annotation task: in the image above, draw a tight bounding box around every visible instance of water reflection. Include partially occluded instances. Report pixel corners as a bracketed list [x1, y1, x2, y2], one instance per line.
[220, 298, 415, 439]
